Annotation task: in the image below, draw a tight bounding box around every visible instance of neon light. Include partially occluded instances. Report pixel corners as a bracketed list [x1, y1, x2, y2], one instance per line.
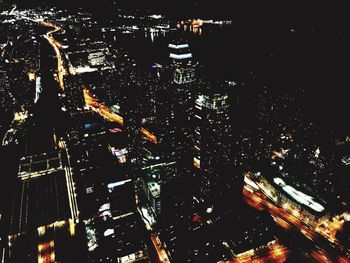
[169, 53, 192, 59]
[168, 44, 189, 49]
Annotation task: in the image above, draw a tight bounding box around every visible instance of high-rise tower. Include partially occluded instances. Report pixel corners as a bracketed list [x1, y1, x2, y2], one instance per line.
[194, 85, 233, 202]
[168, 41, 196, 178]
[157, 40, 197, 231]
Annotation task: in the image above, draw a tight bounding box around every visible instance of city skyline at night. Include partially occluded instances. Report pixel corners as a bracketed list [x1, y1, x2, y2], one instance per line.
[0, 1, 349, 263]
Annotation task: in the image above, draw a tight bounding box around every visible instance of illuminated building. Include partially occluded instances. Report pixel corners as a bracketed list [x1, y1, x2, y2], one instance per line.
[12, 152, 72, 232]
[169, 42, 196, 85]
[84, 179, 150, 263]
[244, 172, 326, 225]
[194, 89, 232, 201]
[88, 51, 106, 67]
[7, 152, 84, 262]
[169, 43, 193, 64]
[169, 40, 196, 215]
[0, 70, 13, 118]
[145, 181, 161, 216]
[108, 179, 136, 217]
[168, 40, 196, 178]
[151, 40, 197, 235]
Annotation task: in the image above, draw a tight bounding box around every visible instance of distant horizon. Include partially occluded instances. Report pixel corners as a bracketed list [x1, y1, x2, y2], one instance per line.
[2, 1, 349, 22]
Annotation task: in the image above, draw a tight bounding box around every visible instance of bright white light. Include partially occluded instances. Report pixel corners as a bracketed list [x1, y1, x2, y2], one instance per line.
[169, 53, 192, 59]
[244, 175, 259, 190]
[108, 179, 132, 191]
[206, 207, 213, 213]
[168, 44, 190, 49]
[273, 177, 325, 212]
[274, 177, 285, 186]
[104, 229, 114, 236]
[100, 210, 111, 218]
[99, 203, 110, 212]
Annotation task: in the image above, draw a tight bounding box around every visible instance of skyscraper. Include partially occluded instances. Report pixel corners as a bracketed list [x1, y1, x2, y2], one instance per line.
[168, 40, 196, 179]
[121, 68, 144, 177]
[157, 40, 197, 231]
[194, 85, 232, 203]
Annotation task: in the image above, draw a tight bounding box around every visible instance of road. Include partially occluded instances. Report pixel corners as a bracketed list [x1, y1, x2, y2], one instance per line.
[40, 21, 65, 91]
[150, 234, 171, 263]
[60, 139, 79, 223]
[233, 240, 290, 263]
[243, 185, 350, 262]
[34, 18, 159, 145]
[82, 85, 158, 144]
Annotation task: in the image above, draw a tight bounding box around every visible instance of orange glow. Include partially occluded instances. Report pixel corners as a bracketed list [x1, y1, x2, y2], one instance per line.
[234, 241, 290, 263]
[273, 216, 292, 230]
[40, 20, 159, 146]
[118, 155, 127, 164]
[337, 256, 350, 263]
[242, 180, 319, 242]
[38, 241, 55, 263]
[69, 219, 75, 236]
[191, 19, 203, 28]
[151, 234, 170, 263]
[140, 127, 158, 144]
[315, 213, 347, 244]
[83, 87, 158, 144]
[27, 72, 36, 81]
[40, 21, 65, 91]
[271, 150, 284, 160]
[241, 174, 350, 260]
[309, 250, 332, 263]
[194, 158, 200, 169]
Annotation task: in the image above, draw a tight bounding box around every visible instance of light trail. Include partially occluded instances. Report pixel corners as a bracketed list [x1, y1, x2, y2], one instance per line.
[83, 87, 158, 144]
[151, 234, 171, 263]
[61, 139, 79, 223]
[36, 21, 66, 91]
[243, 178, 350, 262]
[37, 19, 158, 144]
[233, 240, 290, 263]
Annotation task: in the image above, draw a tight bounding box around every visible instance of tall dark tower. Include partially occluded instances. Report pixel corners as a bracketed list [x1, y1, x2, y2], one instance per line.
[169, 41, 196, 179]
[158, 41, 197, 235]
[194, 84, 233, 204]
[122, 69, 144, 178]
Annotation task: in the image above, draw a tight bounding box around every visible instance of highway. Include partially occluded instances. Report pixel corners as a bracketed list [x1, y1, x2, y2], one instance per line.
[35, 18, 158, 145]
[234, 242, 290, 263]
[61, 139, 79, 224]
[83, 86, 158, 144]
[243, 185, 350, 262]
[40, 21, 65, 91]
[39, 22, 79, 224]
[150, 233, 171, 263]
